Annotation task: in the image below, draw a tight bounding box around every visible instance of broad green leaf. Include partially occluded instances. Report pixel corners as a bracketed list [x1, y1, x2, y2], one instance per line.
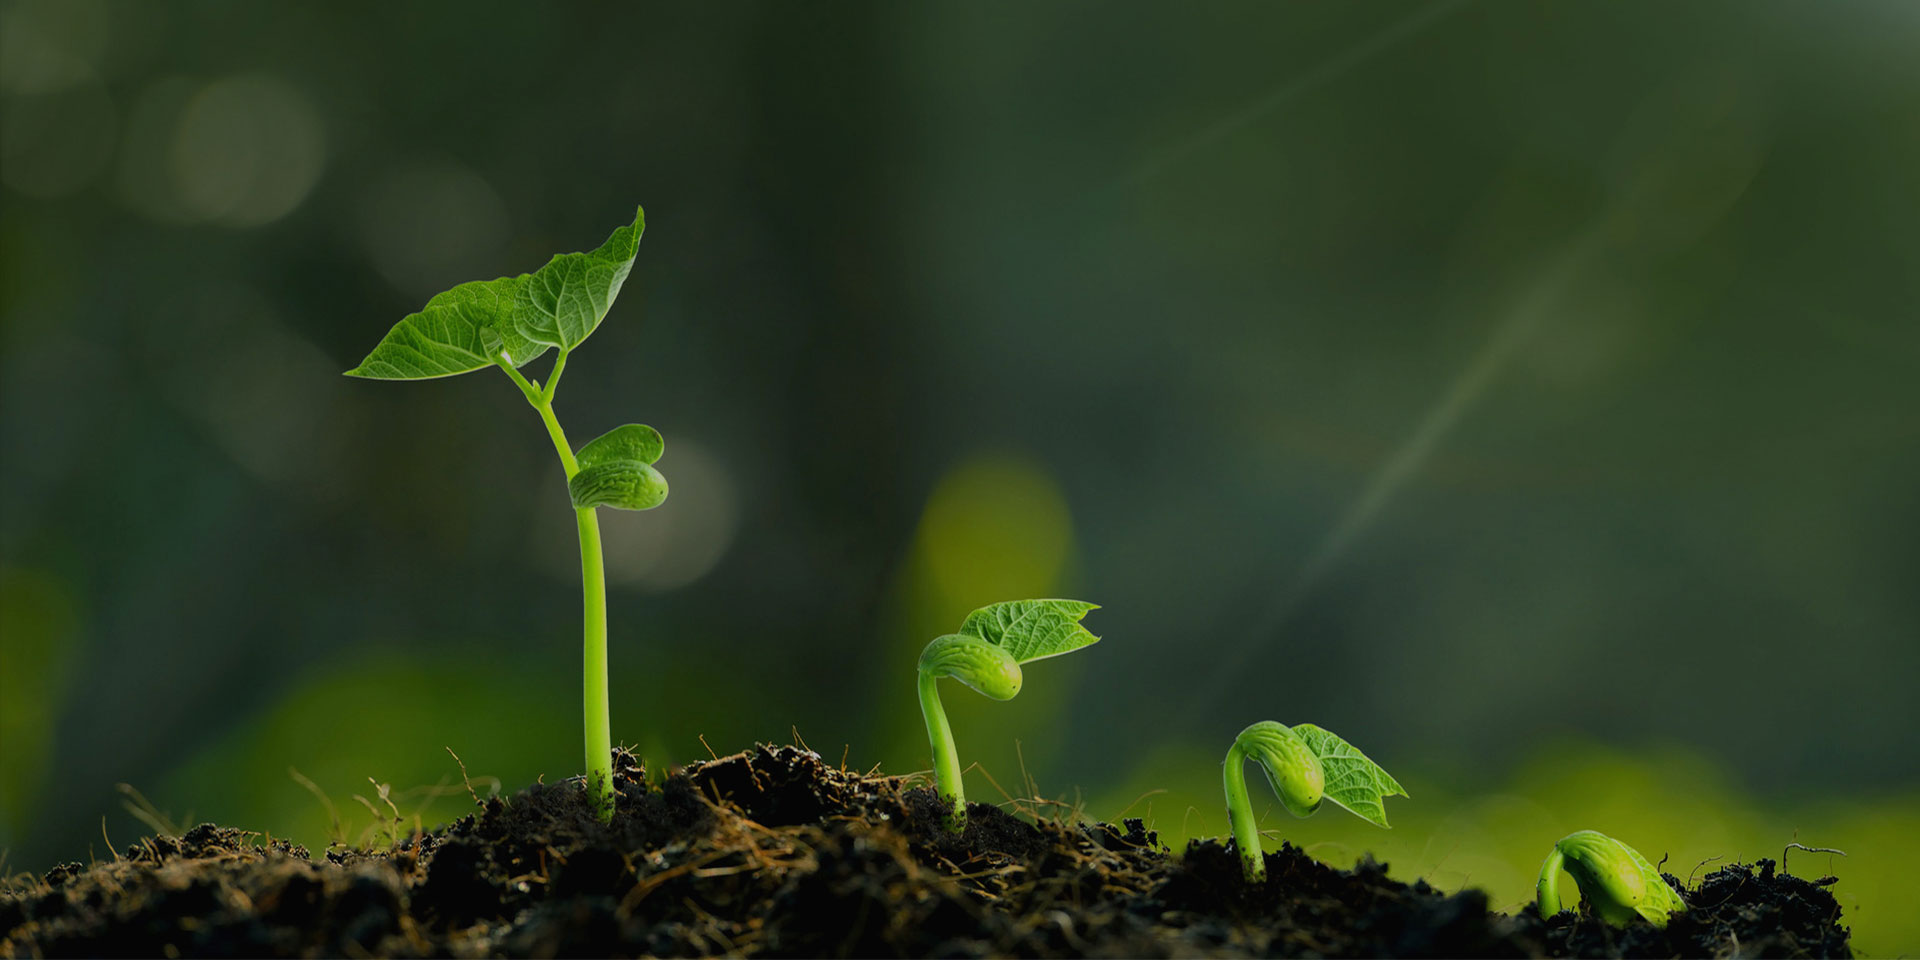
[1287, 723, 1407, 827]
[577, 423, 663, 469]
[346, 276, 547, 379]
[514, 206, 645, 350]
[956, 599, 1099, 663]
[568, 460, 668, 511]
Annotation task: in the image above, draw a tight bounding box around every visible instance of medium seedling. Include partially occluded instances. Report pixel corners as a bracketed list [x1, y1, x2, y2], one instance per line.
[1221, 720, 1406, 881]
[916, 599, 1100, 832]
[1536, 829, 1686, 928]
[347, 206, 660, 821]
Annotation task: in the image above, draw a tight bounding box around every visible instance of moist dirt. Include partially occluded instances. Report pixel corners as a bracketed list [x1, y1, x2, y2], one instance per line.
[1, 745, 1852, 958]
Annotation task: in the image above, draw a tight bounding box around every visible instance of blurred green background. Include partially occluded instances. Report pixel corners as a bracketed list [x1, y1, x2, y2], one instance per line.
[2, 0, 1916, 953]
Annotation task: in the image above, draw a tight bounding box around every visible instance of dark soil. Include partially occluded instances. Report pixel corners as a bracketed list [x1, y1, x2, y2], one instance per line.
[2, 745, 1852, 958]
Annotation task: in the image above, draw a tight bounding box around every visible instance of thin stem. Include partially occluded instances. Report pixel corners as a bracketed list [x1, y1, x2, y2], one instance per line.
[542, 347, 569, 404]
[917, 670, 966, 832]
[1223, 741, 1265, 881]
[497, 353, 542, 404]
[576, 504, 611, 819]
[531, 395, 580, 475]
[1536, 844, 1566, 918]
[496, 353, 613, 821]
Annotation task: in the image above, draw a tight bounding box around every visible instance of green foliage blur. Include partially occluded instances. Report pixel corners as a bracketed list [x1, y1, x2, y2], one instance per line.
[2, 0, 1915, 953]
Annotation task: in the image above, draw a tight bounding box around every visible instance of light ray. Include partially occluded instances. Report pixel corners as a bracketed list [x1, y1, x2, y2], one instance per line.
[1117, 0, 1470, 189]
[1183, 231, 1606, 714]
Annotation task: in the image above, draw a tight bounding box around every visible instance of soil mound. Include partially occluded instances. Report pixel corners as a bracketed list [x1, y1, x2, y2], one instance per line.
[1, 745, 1851, 957]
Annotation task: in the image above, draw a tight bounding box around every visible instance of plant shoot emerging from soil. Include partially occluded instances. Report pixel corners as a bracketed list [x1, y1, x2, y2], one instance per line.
[1222, 721, 1406, 881]
[917, 599, 1100, 832]
[1536, 829, 1686, 929]
[347, 206, 659, 821]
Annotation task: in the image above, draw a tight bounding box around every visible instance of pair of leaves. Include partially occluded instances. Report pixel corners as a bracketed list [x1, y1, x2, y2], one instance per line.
[568, 424, 667, 511]
[1238, 721, 1407, 828]
[918, 599, 1099, 701]
[956, 599, 1100, 663]
[346, 206, 645, 379]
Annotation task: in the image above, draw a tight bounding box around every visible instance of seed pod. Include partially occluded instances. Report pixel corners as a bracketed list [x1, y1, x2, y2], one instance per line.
[1236, 721, 1325, 817]
[1547, 830, 1686, 928]
[577, 423, 664, 467]
[918, 634, 1023, 700]
[569, 460, 668, 511]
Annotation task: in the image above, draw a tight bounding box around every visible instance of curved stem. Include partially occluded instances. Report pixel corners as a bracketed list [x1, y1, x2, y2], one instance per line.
[1536, 844, 1566, 918]
[917, 670, 966, 832]
[1223, 740, 1265, 881]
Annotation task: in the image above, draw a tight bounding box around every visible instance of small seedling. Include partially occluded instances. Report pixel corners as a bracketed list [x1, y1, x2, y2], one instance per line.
[1536, 829, 1686, 928]
[347, 206, 659, 822]
[1221, 721, 1406, 881]
[916, 599, 1100, 832]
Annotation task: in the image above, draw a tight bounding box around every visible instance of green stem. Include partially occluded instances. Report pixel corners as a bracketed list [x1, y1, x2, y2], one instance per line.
[530, 391, 579, 474]
[542, 347, 568, 404]
[1223, 740, 1265, 881]
[1536, 844, 1566, 918]
[917, 670, 966, 832]
[576, 504, 611, 819]
[497, 351, 614, 821]
[498, 357, 542, 405]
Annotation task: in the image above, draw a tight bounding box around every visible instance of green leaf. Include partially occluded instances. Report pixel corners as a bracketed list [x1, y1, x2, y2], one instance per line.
[346, 276, 547, 379]
[515, 206, 645, 350]
[1287, 723, 1408, 827]
[956, 599, 1100, 663]
[577, 424, 663, 469]
[568, 460, 668, 511]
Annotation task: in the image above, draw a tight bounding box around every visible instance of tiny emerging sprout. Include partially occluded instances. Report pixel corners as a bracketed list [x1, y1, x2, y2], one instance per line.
[1536, 830, 1687, 928]
[1222, 721, 1407, 882]
[916, 599, 1101, 833]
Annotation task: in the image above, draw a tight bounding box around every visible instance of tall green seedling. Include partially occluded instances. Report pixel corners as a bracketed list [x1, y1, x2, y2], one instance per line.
[1221, 721, 1406, 881]
[347, 206, 662, 821]
[916, 599, 1101, 832]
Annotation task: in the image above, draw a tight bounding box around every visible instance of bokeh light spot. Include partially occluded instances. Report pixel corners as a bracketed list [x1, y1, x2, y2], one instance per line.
[538, 438, 740, 592]
[0, 0, 109, 96]
[169, 75, 325, 227]
[358, 160, 511, 299]
[917, 452, 1074, 611]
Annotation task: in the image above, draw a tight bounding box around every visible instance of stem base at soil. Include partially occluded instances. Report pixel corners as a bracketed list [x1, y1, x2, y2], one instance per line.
[1224, 741, 1264, 881]
[917, 670, 966, 831]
